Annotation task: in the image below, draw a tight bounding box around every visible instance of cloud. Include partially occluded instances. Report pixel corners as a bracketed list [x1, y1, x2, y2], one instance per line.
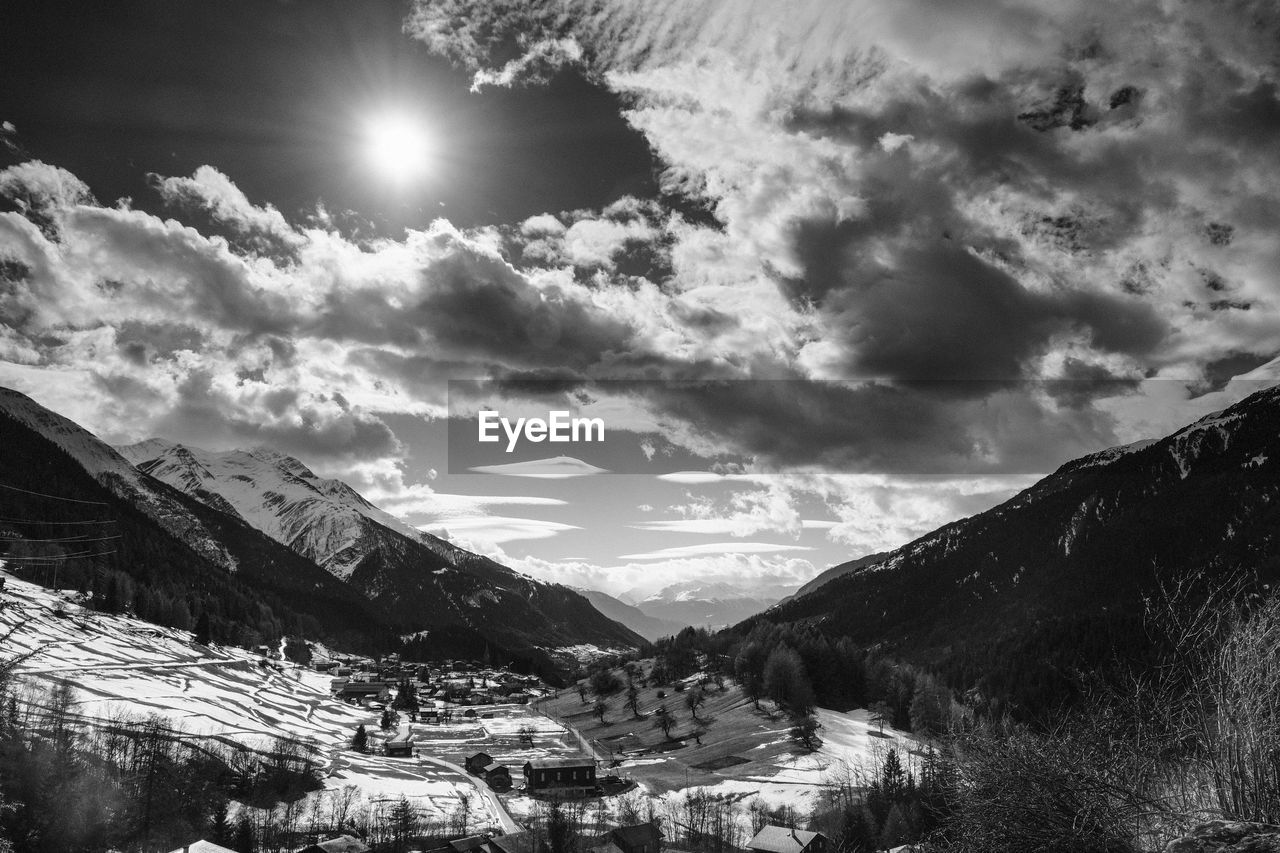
[403, 0, 1280, 475]
[631, 517, 833, 535]
[7, 0, 1280, 533]
[152, 166, 302, 260]
[468, 455, 610, 478]
[419, 515, 580, 545]
[617, 542, 813, 560]
[508, 551, 819, 598]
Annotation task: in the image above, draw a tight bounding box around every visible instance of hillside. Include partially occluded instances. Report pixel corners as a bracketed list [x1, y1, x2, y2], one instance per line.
[785, 551, 890, 602]
[753, 385, 1280, 709]
[0, 569, 525, 833]
[0, 388, 642, 675]
[116, 437, 644, 666]
[536, 666, 920, 812]
[0, 389, 390, 650]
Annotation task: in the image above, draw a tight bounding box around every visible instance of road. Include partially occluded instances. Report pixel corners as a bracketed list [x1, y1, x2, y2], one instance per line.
[397, 722, 523, 835]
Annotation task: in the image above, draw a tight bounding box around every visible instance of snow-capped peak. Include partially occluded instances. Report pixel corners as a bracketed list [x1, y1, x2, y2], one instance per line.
[116, 439, 425, 579]
[1, 389, 237, 571]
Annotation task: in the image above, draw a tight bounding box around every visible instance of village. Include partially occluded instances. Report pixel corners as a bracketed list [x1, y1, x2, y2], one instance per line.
[0, 573, 913, 853]
[267, 645, 849, 850]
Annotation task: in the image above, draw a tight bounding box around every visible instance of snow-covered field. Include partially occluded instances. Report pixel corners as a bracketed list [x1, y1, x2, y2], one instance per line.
[0, 571, 524, 827]
[1, 569, 923, 830]
[649, 708, 920, 815]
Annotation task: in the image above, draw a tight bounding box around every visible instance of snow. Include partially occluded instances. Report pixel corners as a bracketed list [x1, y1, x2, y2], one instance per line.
[115, 440, 427, 580]
[1075, 437, 1158, 469]
[645, 708, 921, 831]
[0, 389, 237, 571]
[0, 570, 513, 829]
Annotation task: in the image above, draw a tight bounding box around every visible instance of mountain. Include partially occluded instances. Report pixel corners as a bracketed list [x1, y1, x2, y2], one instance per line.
[115, 438, 644, 666]
[786, 551, 890, 602]
[637, 579, 795, 629]
[752, 385, 1280, 713]
[572, 587, 687, 642]
[0, 387, 389, 650]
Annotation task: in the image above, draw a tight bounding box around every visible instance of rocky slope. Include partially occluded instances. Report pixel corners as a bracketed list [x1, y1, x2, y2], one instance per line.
[114, 437, 643, 662]
[754, 385, 1280, 704]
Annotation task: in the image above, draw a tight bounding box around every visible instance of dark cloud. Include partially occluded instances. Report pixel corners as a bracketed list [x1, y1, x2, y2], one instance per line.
[786, 236, 1166, 383]
[146, 371, 402, 463]
[640, 378, 1127, 474]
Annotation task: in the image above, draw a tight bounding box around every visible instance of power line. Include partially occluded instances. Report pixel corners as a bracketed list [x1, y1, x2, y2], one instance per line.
[0, 516, 116, 526]
[0, 481, 107, 506]
[0, 549, 117, 561]
[0, 534, 122, 544]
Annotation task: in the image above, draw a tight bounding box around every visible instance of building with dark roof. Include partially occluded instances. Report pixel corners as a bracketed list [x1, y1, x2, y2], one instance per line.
[746, 827, 829, 853]
[384, 731, 414, 757]
[523, 757, 597, 794]
[595, 823, 663, 853]
[293, 836, 371, 853]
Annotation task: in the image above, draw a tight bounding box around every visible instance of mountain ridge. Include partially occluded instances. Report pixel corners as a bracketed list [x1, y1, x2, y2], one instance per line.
[749, 384, 1280, 713]
[0, 387, 642, 676]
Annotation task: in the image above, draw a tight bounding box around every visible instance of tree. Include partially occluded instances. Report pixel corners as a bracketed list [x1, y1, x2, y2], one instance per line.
[233, 815, 254, 853]
[762, 645, 815, 714]
[790, 714, 822, 750]
[210, 797, 232, 845]
[590, 669, 622, 696]
[390, 795, 418, 852]
[518, 724, 536, 747]
[195, 610, 213, 646]
[838, 807, 878, 853]
[735, 641, 767, 708]
[393, 679, 419, 714]
[880, 748, 906, 802]
[909, 678, 952, 737]
[380, 709, 393, 731]
[352, 724, 368, 753]
[593, 699, 607, 723]
[654, 705, 678, 739]
[684, 688, 705, 720]
[577, 682, 588, 704]
[547, 800, 573, 853]
[870, 700, 893, 734]
[625, 683, 642, 717]
[880, 803, 912, 850]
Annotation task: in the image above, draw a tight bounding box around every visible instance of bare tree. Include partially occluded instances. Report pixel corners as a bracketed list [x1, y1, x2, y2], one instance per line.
[654, 705, 678, 739]
[685, 688, 705, 720]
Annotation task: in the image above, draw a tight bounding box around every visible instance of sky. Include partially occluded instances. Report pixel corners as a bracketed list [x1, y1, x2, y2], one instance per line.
[1, 0, 1279, 600]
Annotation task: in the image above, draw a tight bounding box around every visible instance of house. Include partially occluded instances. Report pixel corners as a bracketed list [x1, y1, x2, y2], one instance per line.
[449, 837, 488, 853]
[168, 842, 238, 853]
[487, 831, 537, 853]
[746, 827, 830, 853]
[465, 752, 493, 774]
[336, 682, 392, 703]
[384, 731, 414, 757]
[591, 823, 663, 853]
[294, 837, 371, 853]
[483, 762, 512, 790]
[523, 757, 597, 794]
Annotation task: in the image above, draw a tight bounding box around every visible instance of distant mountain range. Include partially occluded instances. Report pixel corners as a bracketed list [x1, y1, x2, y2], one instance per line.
[750, 385, 1280, 712]
[0, 388, 642, 677]
[620, 579, 796, 633]
[571, 588, 688, 642]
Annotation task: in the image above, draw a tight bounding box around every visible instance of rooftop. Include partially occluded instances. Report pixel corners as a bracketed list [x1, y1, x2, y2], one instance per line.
[747, 827, 824, 853]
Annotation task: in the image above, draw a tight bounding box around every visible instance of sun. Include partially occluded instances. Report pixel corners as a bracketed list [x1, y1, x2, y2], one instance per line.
[363, 110, 433, 185]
